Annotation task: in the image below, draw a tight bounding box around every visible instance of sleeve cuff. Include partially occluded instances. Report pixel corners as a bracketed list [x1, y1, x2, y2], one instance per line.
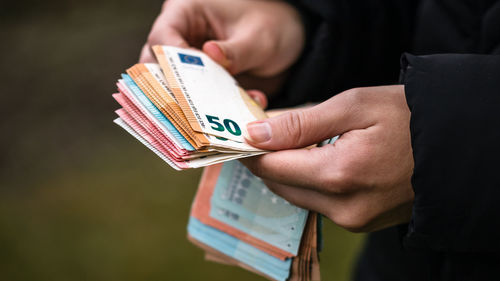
[400, 53, 500, 252]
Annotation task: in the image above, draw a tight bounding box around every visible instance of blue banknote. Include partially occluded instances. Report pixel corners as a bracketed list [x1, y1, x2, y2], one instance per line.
[209, 161, 308, 255]
[188, 217, 291, 281]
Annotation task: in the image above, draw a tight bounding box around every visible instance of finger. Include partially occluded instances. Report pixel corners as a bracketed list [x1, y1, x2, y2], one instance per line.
[240, 145, 338, 190]
[148, 26, 189, 48]
[244, 90, 372, 150]
[261, 179, 333, 215]
[139, 44, 156, 63]
[202, 41, 231, 69]
[140, 23, 189, 63]
[146, 9, 190, 49]
[246, 89, 268, 109]
[202, 26, 272, 75]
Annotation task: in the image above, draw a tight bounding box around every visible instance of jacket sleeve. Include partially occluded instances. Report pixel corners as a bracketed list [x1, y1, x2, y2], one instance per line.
[400, 53, 500, 252]
[272, 0, 418, 108]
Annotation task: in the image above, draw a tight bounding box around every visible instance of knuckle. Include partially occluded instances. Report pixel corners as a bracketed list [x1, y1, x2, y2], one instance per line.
[342, 87, 369, 111]
[345, 87, 363, 100]
[315, 169, 339, 193]
[336, 165, 356, 186]
[260, 32, 277, 58]
[161, 0, 168, 10]
[280, 110, 310, 147]
[329, 206, 371, 233]
[324, 164, 357, 194]
[147, 32, 158, 45]
[161, 0, 174, 11]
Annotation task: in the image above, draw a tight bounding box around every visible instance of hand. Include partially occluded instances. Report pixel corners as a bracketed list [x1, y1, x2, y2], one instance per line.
[241, 85, 415, 232]
[140, 0, 305, 95]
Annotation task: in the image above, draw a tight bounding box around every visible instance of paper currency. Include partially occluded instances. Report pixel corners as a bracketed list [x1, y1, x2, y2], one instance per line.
[113, 47, 268, 170]
[191, 163, 298, 260]
[209, 161, 307, 255]
[113, 117, 181, 170]
[153, 45, 267, 142]
[189, 161, 321, 281]
[112, 45, 326, 280]
[118, 74, 195, 152]
[188, 217, 292, 281]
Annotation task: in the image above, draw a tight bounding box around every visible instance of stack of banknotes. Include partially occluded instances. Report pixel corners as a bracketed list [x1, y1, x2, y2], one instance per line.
[112, 45, 268, 170]
[189, 160, 321, 281]
[112, 45, 322, 280]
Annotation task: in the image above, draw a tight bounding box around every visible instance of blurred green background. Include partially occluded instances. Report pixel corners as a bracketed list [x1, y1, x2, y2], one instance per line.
[0, 1, 365, 280]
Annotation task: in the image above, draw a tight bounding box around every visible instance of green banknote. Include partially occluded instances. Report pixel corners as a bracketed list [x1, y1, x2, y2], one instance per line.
[210, 161, 308, 255]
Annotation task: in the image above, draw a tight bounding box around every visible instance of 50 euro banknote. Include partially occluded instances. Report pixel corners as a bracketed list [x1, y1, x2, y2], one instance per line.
[112, 46, 270, 169]
[153, 45, 267, 142]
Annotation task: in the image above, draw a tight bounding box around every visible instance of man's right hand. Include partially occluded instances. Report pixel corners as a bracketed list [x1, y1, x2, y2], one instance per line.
[140, 0, 305, 93]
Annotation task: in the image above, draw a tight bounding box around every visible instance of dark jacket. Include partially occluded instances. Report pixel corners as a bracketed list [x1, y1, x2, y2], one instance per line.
[278, 0, 500, 280]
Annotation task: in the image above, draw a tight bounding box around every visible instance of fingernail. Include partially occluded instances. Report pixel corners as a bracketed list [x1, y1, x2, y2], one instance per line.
[246, 121, 272, 143]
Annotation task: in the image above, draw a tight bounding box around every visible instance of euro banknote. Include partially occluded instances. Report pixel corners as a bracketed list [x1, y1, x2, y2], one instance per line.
[209, 160, 308, 256]
[153, 45, 267, 142]
[188, 217, 292, 281]
[112, 46, 268, 170]
[113, 117, 181, 170]
[189, 160, 321, 281]
[112, 45, 326, 281]
[192, 163, 296, 260]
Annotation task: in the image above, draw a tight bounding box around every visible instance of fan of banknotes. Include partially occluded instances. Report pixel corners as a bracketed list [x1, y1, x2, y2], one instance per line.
[112, 45, 322, 280]
[113, 45, 268, 170]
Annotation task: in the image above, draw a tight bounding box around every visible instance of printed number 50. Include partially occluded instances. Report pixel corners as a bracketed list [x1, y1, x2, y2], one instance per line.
[206, 115, 241, 136]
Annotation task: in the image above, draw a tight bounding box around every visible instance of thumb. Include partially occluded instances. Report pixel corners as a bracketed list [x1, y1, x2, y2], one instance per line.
[244, 94, 369, 150]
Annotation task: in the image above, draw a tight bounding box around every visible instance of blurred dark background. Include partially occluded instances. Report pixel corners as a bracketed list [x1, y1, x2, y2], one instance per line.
[0, 1, 364, 280]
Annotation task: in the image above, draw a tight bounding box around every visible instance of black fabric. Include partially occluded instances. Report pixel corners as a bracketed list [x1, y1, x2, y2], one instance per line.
[401, 53, 500, 253]
[280, 0, 500, 280]
[354, 227, 500, 281]
[353, 227, 439, 281]
[271, 0, 418, 108]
